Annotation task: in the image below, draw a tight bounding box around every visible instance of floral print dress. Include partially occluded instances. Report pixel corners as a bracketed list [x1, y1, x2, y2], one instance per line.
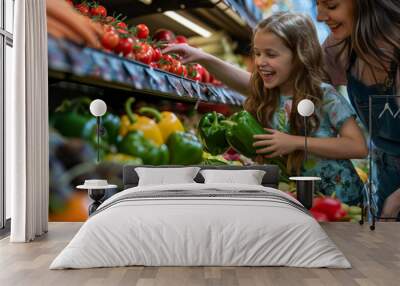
[271, 83, 364, 205]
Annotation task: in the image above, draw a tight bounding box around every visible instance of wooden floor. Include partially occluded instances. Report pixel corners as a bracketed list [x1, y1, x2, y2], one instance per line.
[0, 222, 399, 286]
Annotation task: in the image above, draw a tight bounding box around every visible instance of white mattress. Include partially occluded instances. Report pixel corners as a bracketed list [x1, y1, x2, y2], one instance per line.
[50, 183, 351, 269]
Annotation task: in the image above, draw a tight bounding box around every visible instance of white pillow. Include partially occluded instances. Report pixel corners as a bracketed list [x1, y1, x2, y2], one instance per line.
[135, 167, 201, 186]
[200, 169, 266, 185]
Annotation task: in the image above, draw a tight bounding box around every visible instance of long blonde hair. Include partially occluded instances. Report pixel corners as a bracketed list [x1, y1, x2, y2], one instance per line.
[244, 12, 325, 174]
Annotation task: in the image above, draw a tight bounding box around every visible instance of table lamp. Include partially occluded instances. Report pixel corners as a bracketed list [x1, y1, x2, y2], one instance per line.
[289, 99, 321, 210]
[89, 99, 107, 163]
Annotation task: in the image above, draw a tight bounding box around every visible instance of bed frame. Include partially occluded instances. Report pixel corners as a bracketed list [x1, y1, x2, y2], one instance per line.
[123, 164, 280, 190]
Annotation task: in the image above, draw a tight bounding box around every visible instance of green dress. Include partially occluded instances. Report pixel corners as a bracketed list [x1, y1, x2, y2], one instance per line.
[271, 83, 364, 205]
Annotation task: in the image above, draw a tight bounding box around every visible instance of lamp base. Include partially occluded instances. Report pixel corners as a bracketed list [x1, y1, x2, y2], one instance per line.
[289, 177, 321, 210]
[88, 189, 106, 215]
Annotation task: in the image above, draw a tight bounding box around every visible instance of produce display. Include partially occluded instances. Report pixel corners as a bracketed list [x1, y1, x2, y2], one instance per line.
[67, 0, 222, 85]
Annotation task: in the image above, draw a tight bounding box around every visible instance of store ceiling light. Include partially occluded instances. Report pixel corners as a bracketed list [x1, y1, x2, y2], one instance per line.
[163, 11, 213, 38]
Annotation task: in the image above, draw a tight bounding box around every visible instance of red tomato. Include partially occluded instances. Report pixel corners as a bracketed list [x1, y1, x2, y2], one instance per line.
[90, 5, 107, 17]
[114, 37, 134, 56]
[75, 3, 89, 15]
[187, 64, 202, 81]
[136, 24, 150, 39]
[182, 65, 188, 77]
[116, 22, 128, 30]
[175, 35, 188, 44]
[170, 61, 184, 75]
[161, 54, 174, 64]
[152, 48, 162, 62]
[310, 210, 329, 222]
[134, 43, 154, 64]
[201, 67, 210, 83]
[149, 62, 159, 68]
[65, 0, 74, 6]
[101, 31, 120, 50]
[153, 29, 176, 43]
[312, 197, 342, 221]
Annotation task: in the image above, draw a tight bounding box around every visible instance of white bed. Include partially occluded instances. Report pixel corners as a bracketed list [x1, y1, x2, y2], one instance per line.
[50, 171, 351, 269]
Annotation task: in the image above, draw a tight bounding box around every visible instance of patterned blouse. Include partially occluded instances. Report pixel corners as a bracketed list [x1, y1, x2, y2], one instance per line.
[271, 83, 364, 205]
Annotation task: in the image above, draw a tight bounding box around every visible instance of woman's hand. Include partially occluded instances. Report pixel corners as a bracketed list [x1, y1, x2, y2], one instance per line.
[46, 0, 103, 48]
[253, 128, 301, 158]
[162, 44, 209, 64]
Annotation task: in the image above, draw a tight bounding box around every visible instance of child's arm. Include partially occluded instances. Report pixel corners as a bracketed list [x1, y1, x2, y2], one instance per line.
[162, 44, 252, 96]
[253, 117, 368, 160]
[293, 117, 368, 159]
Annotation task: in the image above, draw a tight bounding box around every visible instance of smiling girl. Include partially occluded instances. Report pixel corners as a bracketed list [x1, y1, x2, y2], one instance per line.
[317, 0, 400, 218]
[164, 12, 368, 205]
[247, 13, 367, 205]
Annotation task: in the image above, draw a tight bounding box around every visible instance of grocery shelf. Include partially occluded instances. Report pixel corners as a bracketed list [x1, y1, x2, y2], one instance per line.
[100, 0, 262, 53]
[48, 37, 246, 106]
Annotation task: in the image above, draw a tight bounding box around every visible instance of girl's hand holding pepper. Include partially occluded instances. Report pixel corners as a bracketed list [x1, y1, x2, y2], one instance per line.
[253, 128, 301, 158]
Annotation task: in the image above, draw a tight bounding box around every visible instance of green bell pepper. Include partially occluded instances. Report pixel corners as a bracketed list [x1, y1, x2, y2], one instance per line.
[167, 131, 203, 165]
[51, 97, 93, 138]
[198, 111, 229, 155]
[222, 111, 271, 158]
[102, 113, 121, 145]
[117, 131, 169, 165]
[51, 98, 92, 138]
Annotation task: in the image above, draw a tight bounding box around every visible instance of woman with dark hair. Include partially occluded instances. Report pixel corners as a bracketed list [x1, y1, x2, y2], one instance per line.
[316, 0, 400, 219]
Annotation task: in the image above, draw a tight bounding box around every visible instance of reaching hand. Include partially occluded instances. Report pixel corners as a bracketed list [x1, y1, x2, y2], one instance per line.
[46, 0, 103, 48]
[162, 43, 208, 64]
[253, 128, 300, 158]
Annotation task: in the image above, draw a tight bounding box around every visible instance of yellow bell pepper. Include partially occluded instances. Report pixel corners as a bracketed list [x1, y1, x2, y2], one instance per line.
[119, 98, 164, 146]
[139, 107, 184, 141]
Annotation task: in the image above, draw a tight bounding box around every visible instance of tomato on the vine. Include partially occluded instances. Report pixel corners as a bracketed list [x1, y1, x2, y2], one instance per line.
[90, 5, 107, 17]
[114, 37, 134, 56]
[187, 64, 202, 81]
[75, 3, 90, 15]
[136, 24, 150, 39]
[151, 48, 162, 62]
[134, 42, 154, 64]
[101, 31, 120, 50]
[116, 22, 128, 30]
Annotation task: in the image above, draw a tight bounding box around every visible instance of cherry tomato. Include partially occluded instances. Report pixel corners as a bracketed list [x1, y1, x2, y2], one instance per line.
[187, 64, 202, 81]
[90, 5, 107, 17]
[114, 37, 134, 56]
[152, 48, 162, 62]
[175, 35, 188, 44]
[134, 43, 154, 64]
[116, 22, 128, 30]
[75, 3, 89, 15]
[101, 31, 120, 50]
[149, 62, 159, 68]
[136, 24, 150, 39]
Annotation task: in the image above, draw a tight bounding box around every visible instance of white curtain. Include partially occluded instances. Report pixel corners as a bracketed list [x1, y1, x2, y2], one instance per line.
[7, 0, 49, 242]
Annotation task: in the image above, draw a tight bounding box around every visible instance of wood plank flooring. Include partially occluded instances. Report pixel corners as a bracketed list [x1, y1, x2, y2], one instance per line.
[0, 222, 399, 286]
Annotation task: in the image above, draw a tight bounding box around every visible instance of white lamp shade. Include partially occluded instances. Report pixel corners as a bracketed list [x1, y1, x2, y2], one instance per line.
[90, 99, 107, 117]
[297, 99, 314, 117]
